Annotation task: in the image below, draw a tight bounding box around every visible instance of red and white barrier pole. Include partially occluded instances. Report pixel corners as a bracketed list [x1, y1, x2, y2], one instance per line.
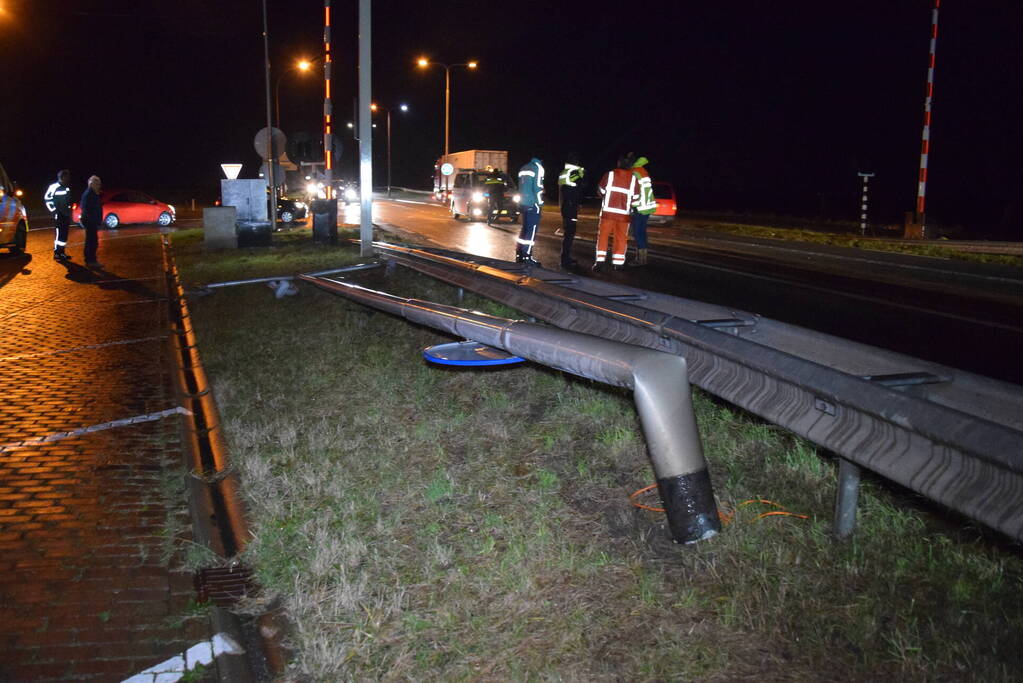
[915, 0, 940, 232]
[324, 0, 333, 199]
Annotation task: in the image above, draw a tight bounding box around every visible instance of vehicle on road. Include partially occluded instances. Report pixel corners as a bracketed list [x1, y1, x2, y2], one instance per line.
[72, 189, 175, 229]
[649, 181, 678, 225]
[434, 150, 508, 202]
[277, 195, 308, 224]
[0, 161, 28, 254]
[449, 169, 521, 223]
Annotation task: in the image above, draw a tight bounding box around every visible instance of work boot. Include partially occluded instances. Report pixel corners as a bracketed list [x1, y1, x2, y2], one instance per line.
[53, 251, 70, 262]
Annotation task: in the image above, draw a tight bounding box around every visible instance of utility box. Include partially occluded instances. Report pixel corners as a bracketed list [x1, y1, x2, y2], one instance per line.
[221, 178, 272, 247]
[311, 199, 338, 244]
[221, 179, 268, 221]
[203, 206, 238, 249]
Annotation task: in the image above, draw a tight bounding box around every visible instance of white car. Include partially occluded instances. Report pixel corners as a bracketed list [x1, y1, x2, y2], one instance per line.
[0, 162, 28, 254]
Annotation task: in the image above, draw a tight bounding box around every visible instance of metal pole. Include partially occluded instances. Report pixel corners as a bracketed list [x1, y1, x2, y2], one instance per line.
[915, 0, 940, 235]
[444, 66, 450, 156]
[300, 275, 721, 544]
[858, 172, 874, 236]
[274, 74, 282, 131]
[261, 0, 278, 229]
[358, 0, 373, 256]
[386, 109, 392, 198]
[323, 0, 333, 200]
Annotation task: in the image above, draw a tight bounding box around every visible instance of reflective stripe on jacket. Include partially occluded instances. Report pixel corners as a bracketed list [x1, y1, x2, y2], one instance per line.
[631, 166, 657, 214]
[44, 182, 72, 216]
[517, 158, 545, 206]
[597, 168, 637, 216]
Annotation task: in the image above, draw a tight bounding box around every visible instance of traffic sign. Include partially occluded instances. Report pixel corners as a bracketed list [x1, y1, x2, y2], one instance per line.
[440, 162, 454, 176]
[254, 127, 287, 160]
[220, 163, 243, 180]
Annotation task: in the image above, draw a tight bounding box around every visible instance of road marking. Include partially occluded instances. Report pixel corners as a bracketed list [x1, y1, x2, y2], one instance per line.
[121, 632, 243, 682]
[0, 407, 192, 453]
[0, 335, 167, 362]
[393, 199, 436, 206]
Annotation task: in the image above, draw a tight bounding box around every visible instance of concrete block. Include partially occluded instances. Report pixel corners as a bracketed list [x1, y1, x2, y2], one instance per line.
[203, 207, 237, 250]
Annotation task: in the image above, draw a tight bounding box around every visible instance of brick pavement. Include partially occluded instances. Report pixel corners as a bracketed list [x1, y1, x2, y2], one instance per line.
[0, 228, 217, 681]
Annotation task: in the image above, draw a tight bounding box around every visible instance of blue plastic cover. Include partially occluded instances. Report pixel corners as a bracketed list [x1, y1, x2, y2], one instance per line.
[423, 341, 526, 367]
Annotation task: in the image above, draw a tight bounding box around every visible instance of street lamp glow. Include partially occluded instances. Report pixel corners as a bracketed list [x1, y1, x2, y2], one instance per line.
[400, 104, 409, 112]
[417, 57, 429, 67]
[467, 61, 478, 69]
[370, 103, 379, 112]
[297, 59, 312, 71]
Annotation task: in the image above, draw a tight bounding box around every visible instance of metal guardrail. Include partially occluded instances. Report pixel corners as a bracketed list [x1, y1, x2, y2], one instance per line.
[371, 242, 1023, 542]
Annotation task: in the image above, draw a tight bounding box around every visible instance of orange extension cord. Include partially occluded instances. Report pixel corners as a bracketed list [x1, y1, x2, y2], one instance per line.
[628, 486, 809, 526]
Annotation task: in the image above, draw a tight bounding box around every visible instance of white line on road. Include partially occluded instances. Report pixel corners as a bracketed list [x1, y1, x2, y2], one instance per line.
[0, 407, 192, 453]
[388, 197, 433, 205]
[121, 632, 243, 683]
[0, 335, 167, 362]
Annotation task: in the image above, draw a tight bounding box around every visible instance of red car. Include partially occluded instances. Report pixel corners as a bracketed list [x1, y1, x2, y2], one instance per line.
[72, 189, 176, 229]
[649, 181, 678, 225]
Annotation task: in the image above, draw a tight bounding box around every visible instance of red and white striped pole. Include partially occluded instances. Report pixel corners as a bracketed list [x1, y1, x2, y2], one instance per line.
[915, 0, 940, 232]
[323, 0, 333, 199]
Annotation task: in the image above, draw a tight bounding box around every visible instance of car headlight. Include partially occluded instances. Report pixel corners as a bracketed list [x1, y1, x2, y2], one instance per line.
[168, 205, 176, 214]
[306, 183, 319, 195]
[512, 194, 521, 203]
[472, 192, 484, 202]
[345, 188, 358, 200]
[294, 202, 306, 210]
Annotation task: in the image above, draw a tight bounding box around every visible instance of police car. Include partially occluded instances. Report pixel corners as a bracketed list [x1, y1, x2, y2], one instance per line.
[0, 161, 28, 254]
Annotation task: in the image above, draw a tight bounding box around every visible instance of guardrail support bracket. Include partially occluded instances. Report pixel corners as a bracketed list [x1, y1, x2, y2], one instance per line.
[833, 456, 862, 539]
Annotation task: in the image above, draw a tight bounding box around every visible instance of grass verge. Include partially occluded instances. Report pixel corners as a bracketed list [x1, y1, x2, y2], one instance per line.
[685, 220, 1023, 268]
[174, 228, 1023, 681]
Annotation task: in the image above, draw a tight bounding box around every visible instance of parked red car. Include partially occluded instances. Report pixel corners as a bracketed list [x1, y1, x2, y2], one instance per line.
[649, 181, 678, 225]
[72, 189, 175, 229]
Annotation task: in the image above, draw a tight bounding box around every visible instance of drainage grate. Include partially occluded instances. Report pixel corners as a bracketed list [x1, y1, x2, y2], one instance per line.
[195, 565, 257, 606]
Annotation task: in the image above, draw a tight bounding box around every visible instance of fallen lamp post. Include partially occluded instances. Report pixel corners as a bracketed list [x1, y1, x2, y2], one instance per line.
[300, 273, 721, 544]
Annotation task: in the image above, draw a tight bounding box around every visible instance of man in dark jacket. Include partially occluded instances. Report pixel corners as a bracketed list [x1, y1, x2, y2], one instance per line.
[557, 153, 585, 268]
[80, 175, 103, 268]
[44, 169, 73, 261]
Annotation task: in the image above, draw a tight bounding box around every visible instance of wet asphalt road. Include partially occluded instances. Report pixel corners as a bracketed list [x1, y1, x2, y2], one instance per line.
[367, 192, 1023, 385]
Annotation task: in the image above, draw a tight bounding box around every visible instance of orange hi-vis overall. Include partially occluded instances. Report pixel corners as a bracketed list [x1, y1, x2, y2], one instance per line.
[596, 168, 638, 266]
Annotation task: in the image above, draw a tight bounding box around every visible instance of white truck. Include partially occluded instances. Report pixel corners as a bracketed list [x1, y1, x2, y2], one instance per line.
[433, 150, 508, 202]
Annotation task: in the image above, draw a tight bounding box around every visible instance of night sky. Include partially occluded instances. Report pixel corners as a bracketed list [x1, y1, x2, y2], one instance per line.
[3, 0, 1021, 236]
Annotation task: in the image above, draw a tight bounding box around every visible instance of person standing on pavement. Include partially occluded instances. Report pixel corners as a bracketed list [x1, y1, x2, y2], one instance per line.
[557, 154, 585, 268]
[515, 156, 544, 265]
[44, 170, 73, 261]
[79, 175, 103, 268]
[629, 156, 657, 266]
[594, 155, 639, 271]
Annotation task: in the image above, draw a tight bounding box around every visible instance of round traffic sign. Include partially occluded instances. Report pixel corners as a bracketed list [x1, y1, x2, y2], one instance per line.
[440, 162, 454, 176]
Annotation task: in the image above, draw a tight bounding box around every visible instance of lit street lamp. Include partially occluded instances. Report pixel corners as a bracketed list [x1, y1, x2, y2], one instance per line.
[371, 103, 409, 197]
[416, 57, 478, 155]
[275, 57, 318, 131]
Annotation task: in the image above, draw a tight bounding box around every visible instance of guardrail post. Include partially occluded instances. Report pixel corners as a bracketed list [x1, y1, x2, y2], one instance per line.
[833, 456, 862, 539]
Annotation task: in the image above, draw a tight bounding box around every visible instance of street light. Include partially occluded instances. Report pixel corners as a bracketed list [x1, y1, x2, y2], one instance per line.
[275, 57, 319, 130]
[416, 57, 478, 155]
[371, 102, 409, 197]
